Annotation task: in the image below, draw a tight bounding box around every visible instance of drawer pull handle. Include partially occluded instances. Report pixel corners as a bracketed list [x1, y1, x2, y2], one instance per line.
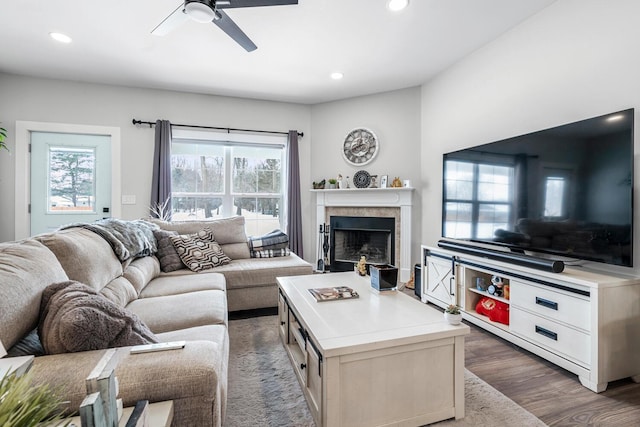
[535, 325, 558, 341]
[280, 321, 285, 326]
[300, 363, 306, 370]
[536, 297, 558, 311]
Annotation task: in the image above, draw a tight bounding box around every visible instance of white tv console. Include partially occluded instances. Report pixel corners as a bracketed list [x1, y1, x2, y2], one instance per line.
[421, 244, 640, 393]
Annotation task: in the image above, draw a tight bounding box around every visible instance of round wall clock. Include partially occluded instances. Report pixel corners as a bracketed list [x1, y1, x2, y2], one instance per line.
[342, 128, 379, 166]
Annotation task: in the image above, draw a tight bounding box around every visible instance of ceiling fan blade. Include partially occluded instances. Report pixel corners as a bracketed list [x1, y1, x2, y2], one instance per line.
[151, 3, 189, 36]
[217, 0, 298, 9]
[213, 10, 258, 52]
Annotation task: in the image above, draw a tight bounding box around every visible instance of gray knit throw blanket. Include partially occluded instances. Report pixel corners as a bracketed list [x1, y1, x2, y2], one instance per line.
[61, 218, 159, 262]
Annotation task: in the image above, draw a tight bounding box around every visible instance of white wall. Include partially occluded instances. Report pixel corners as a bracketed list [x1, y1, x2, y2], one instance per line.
[0, 74, 313, 254]
[310, 87, 423, 268]
[421, 0, 640, 275]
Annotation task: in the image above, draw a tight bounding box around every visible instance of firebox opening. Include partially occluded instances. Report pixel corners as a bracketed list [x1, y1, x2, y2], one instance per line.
[329, 216, 395, 272]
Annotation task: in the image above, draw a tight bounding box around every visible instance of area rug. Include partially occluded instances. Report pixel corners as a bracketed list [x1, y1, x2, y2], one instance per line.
[225, 315, 547, 427]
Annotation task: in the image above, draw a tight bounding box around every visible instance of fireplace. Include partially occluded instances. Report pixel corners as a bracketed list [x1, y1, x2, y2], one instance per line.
[330, 216, 395, 272]
[314, 187, 413, 281]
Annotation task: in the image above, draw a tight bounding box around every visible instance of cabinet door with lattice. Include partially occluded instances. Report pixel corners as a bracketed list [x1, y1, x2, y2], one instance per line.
[424, 252, 457, 307]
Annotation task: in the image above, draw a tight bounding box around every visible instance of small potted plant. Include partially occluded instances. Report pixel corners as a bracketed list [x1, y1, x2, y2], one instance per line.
[444, 304, 463, 325]
[328, 178, 337, 189]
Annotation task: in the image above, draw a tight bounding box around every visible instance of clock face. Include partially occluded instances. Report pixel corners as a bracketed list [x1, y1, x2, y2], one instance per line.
[342, 128, 379, 166]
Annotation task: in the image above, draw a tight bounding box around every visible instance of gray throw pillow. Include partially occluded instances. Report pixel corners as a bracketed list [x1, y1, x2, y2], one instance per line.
[7, 330, 45, 357]
[153, 229, 185, 272]
[170, 227, 231, 272]
[39, 281, 159, 354]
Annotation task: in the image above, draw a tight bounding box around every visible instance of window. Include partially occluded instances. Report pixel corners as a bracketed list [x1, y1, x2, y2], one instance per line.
[48, 146, 96, 213]
[170, 130, 287, 236]
[541, 166, 572, 219]
[444, 160, 513, 239]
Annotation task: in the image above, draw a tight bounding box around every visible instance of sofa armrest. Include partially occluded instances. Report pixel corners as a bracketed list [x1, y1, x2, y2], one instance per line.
[30, 341, 223, 425]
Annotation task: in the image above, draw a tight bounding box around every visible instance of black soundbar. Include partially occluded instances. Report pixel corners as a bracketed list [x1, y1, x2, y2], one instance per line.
[437, 240, 565, 273]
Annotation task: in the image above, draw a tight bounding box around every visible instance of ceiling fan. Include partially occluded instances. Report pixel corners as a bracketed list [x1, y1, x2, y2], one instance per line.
[152, 0, 298, 52]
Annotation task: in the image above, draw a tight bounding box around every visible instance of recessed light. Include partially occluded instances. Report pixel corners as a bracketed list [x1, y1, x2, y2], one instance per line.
[606, 114, 624, 122]
[331, 72, 344, 80]
[387, 0, 409, 12]
[49, 32, 72, 43]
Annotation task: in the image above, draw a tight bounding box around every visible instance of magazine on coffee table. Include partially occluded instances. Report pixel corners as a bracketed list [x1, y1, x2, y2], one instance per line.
[308, 286, 359, 302]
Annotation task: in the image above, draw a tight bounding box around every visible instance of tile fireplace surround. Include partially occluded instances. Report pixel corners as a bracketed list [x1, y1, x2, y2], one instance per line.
[313, 187, 414, 282]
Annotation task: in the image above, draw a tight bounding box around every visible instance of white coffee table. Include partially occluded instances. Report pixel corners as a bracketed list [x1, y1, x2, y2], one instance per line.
[277, 272, 470, 427]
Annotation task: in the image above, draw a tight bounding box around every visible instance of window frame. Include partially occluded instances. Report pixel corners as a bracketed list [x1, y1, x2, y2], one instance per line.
[443, 159, 515, 239]
[170, 129, 289, 231]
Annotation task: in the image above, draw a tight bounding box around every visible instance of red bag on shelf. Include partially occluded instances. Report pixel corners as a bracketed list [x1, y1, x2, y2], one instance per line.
[475, 297, 510, 325]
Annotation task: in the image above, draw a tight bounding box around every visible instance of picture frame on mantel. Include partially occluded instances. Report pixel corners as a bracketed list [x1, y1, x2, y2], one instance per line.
[380, 175, 388, 188]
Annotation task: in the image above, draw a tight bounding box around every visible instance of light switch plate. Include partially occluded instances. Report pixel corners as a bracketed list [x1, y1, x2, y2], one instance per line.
[122, 195, 136, 205]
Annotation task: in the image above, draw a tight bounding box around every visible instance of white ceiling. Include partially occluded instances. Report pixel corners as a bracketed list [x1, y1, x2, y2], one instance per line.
[0, 0, 556, 104]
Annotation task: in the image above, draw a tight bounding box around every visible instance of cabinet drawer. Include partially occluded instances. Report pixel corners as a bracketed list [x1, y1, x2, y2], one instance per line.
[510, 280, 590, 331]
[511, 307, 590, 366]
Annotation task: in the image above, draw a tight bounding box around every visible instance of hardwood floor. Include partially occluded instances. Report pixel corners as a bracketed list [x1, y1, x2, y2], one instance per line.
[461, 311, 640, 426]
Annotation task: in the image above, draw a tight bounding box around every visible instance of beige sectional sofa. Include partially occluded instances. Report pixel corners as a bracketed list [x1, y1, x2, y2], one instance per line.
[0, 216, 312, 426]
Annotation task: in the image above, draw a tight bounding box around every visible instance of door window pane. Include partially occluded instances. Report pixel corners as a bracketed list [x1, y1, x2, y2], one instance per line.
[48, 146, 96, 213]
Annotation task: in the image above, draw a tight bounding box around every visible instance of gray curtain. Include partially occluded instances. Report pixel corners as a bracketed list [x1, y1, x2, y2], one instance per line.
[151, 120, 172, 219]
[287, 130, 303, 257]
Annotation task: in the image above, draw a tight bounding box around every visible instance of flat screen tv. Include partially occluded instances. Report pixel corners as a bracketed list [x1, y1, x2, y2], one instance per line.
[442, 109, 634, 268]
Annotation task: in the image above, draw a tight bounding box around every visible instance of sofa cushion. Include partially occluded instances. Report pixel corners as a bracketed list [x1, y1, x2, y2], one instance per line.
[146, 216, 251, 259]
[39, 281, 159, 354]
[126, 290, 227, 334]
[140, 271, 226, 299]
[36, 228, 124, 292]
[194, 253, 313, 291]
[123, 256, 161, 295]
[170, 228, 231, 272]
[100, 277, 139, 307]
[0, 239, 69, 348]
[153, 229, 185, 272]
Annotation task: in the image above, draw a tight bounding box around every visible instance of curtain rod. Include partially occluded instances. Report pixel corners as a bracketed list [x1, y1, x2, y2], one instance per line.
[132, 119, 303, 138]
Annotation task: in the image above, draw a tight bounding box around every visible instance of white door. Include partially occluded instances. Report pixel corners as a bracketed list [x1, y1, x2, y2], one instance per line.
[30, 131, 112, 235]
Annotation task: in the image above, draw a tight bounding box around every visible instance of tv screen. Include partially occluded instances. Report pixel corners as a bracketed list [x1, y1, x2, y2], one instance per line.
[442, 109, 634, 267]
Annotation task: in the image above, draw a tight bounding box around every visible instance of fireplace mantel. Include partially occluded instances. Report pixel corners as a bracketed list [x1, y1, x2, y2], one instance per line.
[313, 187, 414, 282]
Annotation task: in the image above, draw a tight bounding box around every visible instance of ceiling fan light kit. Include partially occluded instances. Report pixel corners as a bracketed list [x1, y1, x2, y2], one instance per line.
[185, 1, 216, 23]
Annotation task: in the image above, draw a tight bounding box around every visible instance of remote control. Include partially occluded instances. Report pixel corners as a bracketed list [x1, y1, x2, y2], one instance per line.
[130, 341, 186, 354]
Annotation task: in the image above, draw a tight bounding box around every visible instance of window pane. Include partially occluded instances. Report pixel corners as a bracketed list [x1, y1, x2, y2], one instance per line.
[235, 197, 281, 236]
[478, 164, 511, 202]
[171, 196, 225, 220]
[48, 146, 96, 213]
[232, 146, 282, 194]
[171, 143, 224, 193]
[444, 202, 472, 238]
[444, 161, 474, 200]
[477, 204, 510, 239]
[544, 177, 565, 217]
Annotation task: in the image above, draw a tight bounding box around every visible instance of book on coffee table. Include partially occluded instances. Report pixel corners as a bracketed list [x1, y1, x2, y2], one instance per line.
[308, 286, 359, 302]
